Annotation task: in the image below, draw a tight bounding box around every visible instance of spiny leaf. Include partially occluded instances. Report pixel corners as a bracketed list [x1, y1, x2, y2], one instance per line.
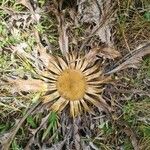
[86, 46, 121, 61]
[33, 29, 52, 67]
[8, 79, 48, 93]
[105, 43, 150, 75]
[0, 101, 41, 150]
[52, 0, 69, 55]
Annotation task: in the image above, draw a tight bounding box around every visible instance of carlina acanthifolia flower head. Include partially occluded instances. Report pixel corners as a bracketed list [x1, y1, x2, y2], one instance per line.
[40, 53, 111, 117]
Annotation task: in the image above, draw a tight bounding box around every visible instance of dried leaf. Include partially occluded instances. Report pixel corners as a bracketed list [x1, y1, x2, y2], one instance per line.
[58, 13, 69, 55]
[16, 0, 40, 21]
[33, 29, 52, 67]
[78, 0, 114, 45]
[42, 140, 65, 150]
[81, 141, 91, 150]
[107, 87, 150, 97]
[24, 113, 50, 150]
[16, 0, 34, 13]
[78, 0, 101, 23]
[53, 3, 69, 54]
[86, 46, 121, 61]
[8, 79, 48, 93]
[105, 43, 150, 75]
[143, 78, 150, 86]
[79, 4, 116, 51]
[124, 127, 139, 150]
[9, 43, 35, 61]
[0, 102, 41, 150]
[99, 47, 121, 59]
[73, 118, 81, 150]
[89, 142, 99, 150]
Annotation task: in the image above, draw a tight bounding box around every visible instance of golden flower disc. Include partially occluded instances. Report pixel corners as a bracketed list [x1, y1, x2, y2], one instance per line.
[38, 54, 111, 117]
[56, 69, 86, 101]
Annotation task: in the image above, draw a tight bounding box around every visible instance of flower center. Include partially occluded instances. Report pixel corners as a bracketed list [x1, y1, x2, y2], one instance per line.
[56, 69, 86, 101]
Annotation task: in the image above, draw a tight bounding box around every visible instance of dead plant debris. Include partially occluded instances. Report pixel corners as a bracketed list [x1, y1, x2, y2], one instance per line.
[0, 0, 150, 150]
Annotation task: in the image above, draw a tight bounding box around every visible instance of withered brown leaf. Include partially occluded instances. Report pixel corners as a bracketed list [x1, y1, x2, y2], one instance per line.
[8, 79, 48, 93]
[53, 4, 69, 55]
[85, 46, 121, 62]
[105, 43, 150, 75]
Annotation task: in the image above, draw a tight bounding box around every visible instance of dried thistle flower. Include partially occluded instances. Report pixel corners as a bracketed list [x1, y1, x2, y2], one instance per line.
[9, 48, 112, 117]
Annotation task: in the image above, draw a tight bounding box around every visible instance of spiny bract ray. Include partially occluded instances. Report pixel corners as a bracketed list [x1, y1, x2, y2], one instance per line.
[11, 53, 111, 117]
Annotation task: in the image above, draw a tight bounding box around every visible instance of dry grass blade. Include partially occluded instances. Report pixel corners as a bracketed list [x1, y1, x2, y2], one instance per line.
[105, 43, 150, 75]
[0, 101, 42, 150]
